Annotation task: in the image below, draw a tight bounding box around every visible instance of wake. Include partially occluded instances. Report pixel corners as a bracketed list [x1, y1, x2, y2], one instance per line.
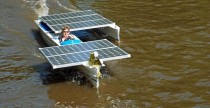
[53, 0, 78, 12]
[22, 0, 78, 17]
[22, 0, 49, 17]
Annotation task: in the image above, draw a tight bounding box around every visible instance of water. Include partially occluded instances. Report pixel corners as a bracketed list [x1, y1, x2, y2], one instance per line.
[0, 0, 210, 107]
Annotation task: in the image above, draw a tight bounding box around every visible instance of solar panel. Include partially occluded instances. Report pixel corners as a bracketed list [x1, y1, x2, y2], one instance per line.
[39, 39, 130, 69]
[39, 10, 115, 33]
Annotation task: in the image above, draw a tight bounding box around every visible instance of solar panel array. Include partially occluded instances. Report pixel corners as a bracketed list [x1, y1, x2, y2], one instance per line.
[39, 10, 114, 33]
[39, 39, 130, 69]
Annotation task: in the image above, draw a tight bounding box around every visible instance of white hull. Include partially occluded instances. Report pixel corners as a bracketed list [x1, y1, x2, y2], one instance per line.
[79, 65, 100, 88]
[34, 9, 130, 88]
[35, 20, 101, 88]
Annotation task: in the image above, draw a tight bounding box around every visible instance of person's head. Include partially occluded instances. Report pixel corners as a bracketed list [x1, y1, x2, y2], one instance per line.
[62, 26, 70, 37]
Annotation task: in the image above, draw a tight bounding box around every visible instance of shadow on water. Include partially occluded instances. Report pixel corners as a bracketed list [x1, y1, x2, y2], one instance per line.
[31, 29, 48, 48]
[32, 61, 93, 86]
[30, 29, 91, 86]
[33, 62, 114, 87]
[31, 29, 115, 88]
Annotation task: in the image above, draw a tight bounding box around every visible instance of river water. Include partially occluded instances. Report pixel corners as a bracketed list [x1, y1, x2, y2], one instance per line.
[0, 0, 210, 107]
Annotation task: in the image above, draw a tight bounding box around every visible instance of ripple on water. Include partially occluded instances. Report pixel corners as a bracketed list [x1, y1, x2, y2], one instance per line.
[126, 88, 139, 94]
[192, 104, 210, 108]
[0, 37, 12, 48]
[107, 97, 137, 108]
[0, 51, 33, 83]
[195, 79, 210, 87]
[180, 65, 200, 74]
[0, 68, 31, 83]
[148, 72, 181, 81]
[155, 92, 205, 103]
[206, 55, 210, 59]
[138, 27, 170, 34]
[156, 42, 175, 49]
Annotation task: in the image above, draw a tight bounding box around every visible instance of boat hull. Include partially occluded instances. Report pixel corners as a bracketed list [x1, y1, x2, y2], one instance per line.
[79, 65, 100, 88]
[35, 20, 100, 88]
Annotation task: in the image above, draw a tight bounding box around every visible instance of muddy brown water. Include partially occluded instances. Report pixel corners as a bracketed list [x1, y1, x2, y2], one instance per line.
[0, 0, 210, 107]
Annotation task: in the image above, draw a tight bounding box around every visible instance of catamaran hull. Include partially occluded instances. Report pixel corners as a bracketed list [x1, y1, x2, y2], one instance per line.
[79, 65, 100, 88]
[38, 27, 57, 46]
[35, 10, 131, 88]
[35, 20, 100, 88]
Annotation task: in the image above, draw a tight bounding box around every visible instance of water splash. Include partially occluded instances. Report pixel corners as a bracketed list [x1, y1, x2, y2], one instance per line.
[53, 0, 78, 12]
[35, 0, 49, 17]
[22, 0, 80, 17]
[22, 0, 49, 17]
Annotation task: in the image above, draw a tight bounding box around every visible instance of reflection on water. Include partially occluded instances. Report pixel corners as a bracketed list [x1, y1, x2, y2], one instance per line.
[0, 0, 210, 107]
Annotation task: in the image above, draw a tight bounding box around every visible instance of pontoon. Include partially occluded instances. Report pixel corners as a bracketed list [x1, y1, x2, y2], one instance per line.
[35, 10, 131, 88]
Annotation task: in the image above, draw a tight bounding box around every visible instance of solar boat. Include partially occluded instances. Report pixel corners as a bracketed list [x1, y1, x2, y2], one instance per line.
[35, 10, 131, 88]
